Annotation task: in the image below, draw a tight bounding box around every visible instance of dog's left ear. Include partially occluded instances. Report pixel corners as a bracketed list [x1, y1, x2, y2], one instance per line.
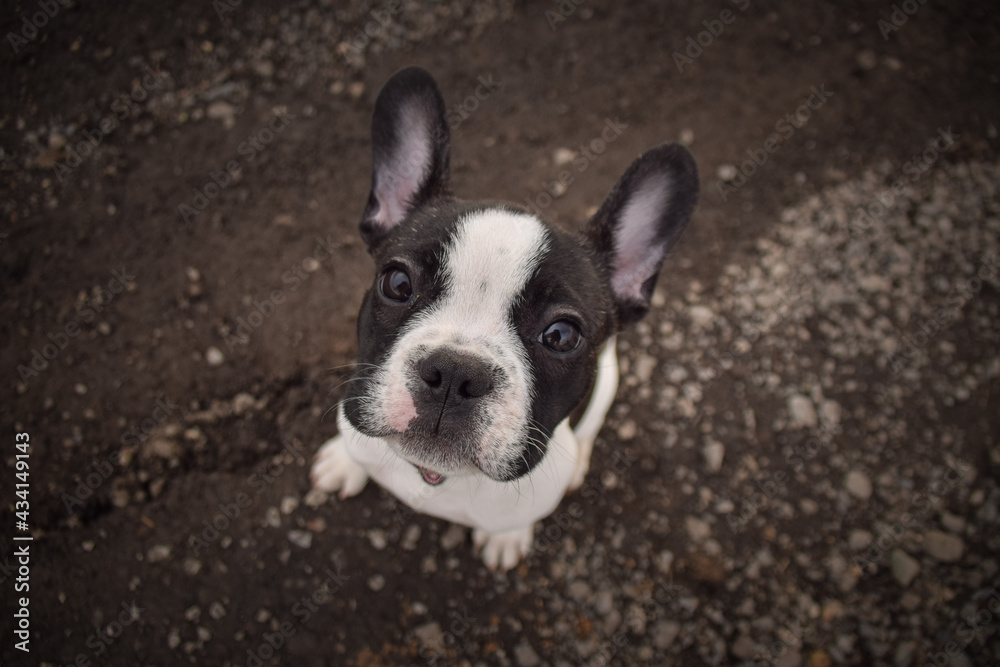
[360, 67, 451, 249]
[586, 143, 699, 325]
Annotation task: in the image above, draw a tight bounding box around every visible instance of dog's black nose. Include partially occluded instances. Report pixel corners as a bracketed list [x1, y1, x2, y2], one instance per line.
[418, 349, 494, 400]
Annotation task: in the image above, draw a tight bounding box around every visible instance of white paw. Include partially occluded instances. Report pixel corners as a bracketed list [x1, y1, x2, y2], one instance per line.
[473, 525, 534, 572]
[310, 435, 369, 499]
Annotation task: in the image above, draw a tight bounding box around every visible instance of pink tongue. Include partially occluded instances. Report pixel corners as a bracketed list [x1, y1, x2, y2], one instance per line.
[418, 466, 445, 485]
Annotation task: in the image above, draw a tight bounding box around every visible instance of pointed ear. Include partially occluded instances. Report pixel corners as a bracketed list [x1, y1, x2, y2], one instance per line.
[360, 67, 451, 249]
[586, 143, 699, 325]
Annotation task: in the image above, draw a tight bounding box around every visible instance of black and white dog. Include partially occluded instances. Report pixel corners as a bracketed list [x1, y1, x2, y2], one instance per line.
[311, 67, 698, 570]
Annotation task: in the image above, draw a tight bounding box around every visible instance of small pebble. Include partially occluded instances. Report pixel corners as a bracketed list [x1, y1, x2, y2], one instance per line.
[205, 347, 225, 366]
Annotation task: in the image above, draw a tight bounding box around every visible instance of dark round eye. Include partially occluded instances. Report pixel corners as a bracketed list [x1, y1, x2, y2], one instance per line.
[540, 320, 581, 353]
[379, 268, 412, 302]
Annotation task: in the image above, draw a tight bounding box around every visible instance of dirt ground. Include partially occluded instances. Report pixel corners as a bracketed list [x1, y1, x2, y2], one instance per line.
[2, 0, 999, 665]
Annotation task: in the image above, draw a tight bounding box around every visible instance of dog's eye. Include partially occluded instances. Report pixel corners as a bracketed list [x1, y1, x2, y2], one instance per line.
[540, 320, 581, 353]
[379, 268, 412, 302]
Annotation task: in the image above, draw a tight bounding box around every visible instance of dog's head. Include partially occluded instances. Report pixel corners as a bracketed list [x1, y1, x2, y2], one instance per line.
[343, 67, 698, 484]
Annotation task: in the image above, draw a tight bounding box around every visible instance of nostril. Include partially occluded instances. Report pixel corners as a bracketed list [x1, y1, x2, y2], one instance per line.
[458, 375, 493, 399]
[420, 365, 442, 388]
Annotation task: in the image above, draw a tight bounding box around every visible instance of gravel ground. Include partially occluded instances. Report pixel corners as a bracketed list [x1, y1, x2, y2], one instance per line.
[2, 1, 999, 665]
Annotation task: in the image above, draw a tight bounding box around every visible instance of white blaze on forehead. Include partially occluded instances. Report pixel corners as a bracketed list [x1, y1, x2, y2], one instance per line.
[441, 209, 550, 327]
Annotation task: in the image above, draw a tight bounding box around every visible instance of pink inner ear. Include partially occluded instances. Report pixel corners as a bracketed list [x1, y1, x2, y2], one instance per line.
[610, 180, 670, 302]
[372, 102, 434, 230]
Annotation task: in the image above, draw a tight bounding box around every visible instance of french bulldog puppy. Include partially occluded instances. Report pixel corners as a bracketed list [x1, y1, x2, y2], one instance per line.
[311, 67, 698, 571]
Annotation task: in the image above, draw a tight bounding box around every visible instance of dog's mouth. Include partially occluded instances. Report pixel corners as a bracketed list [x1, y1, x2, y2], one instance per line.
[415, 464, 446, 486]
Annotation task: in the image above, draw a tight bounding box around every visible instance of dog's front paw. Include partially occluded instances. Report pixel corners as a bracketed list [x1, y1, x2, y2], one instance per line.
[473, 525, 534, 572]
[310, 435, 369, 499]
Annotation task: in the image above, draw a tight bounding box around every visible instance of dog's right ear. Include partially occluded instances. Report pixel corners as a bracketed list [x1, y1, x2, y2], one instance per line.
[360, 67, 451, 249]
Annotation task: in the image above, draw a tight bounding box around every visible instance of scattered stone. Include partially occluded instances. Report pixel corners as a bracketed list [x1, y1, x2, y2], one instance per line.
[287, 530, 312, 549]
[685, 517, 711, 543]
[348, 81, 365, 99]
[652, 620, 681, 650]
[513, 640, 542, 667]
[809, 650, 833, 667]
[568, 581, 592, 602]
[147, 545, 171, 562]
[893, 640, 916, 666]
[280, 496, 299, 515]
[440, 524, 466, 551]
[206, 101, 236, 124]
[776, 649, 803, 667]
[205, 347, 225, 366]
[209, 601, 226, 619]
[717, 164, 738, 181]
[856, 49, 878, 70]
[845, 470, 872, 500]
[819, 399, 842, 427]
[702, 439, 725, 473]
[303, 488, 327, 508]
[367, 574, 385, 591]
[939, 512, 965, 534]
[368, 529, 388, 551]
[552, 147, 575, 166]
[890, 549, 920, 587]
[254, 60, 275, 78]
[849, 529, 873, 551]
[731, 634, 755, 659]
[401, 525, 422, 551]
[922, 531, 964, 562]
[232, 392, 255, 415]
[414, 621, 444, 651]
[688, 305, 714, 329]
[617, 420, 637, 441]
[787, 393, 818, 429]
